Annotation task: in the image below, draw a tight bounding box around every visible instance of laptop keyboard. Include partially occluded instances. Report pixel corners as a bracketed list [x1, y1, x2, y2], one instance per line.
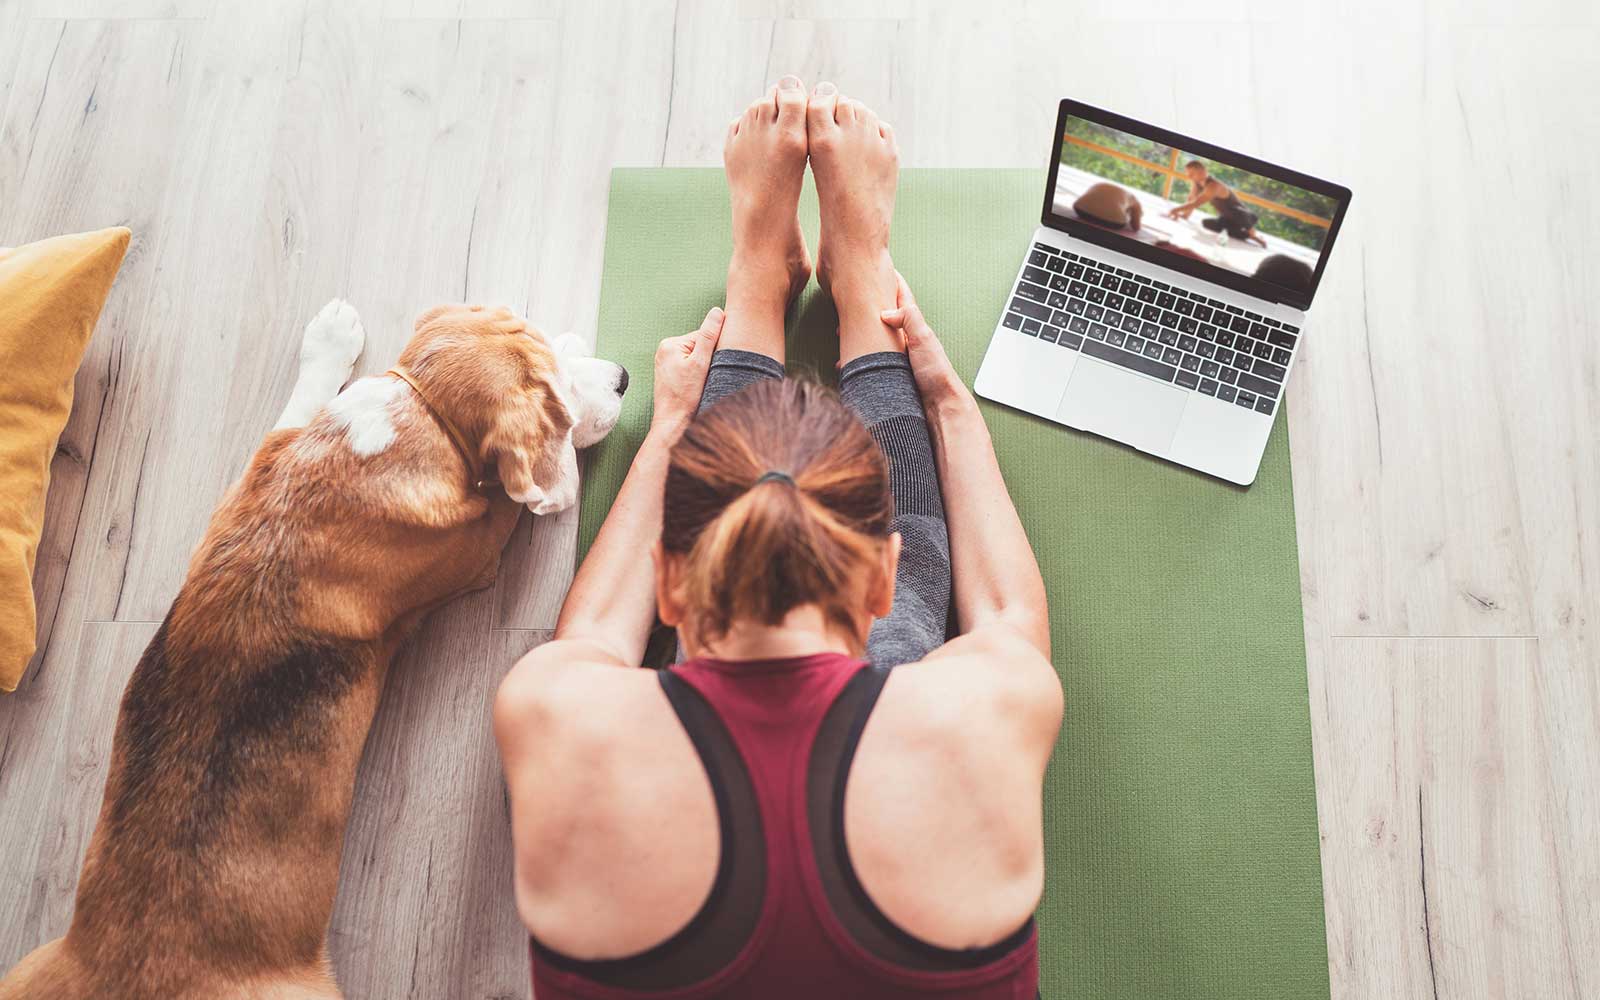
[1003, 242, 1297, 416]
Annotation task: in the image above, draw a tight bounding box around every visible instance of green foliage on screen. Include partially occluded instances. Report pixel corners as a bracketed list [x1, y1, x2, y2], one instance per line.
[1059, 118, 1337, 252]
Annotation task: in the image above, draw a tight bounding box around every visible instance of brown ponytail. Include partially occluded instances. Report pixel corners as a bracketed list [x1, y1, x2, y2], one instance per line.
[663, 379, 894, 647]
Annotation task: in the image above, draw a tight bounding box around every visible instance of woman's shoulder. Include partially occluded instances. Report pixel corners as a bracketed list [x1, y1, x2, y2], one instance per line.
[875, 626, 1063, 754]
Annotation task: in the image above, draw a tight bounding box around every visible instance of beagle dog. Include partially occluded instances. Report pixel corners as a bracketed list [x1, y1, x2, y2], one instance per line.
[0, 300, 626, 1000]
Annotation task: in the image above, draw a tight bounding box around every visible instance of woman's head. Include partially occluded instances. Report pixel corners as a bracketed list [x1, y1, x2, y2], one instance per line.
[657, 379, 899, 654]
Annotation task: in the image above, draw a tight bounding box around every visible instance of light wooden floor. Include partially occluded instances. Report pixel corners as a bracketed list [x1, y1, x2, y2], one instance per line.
[2, 1, 1596, 997]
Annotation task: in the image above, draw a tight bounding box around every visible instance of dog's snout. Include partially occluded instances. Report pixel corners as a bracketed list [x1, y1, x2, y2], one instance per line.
[614, 366, 630, 397]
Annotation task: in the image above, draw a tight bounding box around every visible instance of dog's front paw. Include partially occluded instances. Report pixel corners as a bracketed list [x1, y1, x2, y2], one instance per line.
[302, 298, 366, 373]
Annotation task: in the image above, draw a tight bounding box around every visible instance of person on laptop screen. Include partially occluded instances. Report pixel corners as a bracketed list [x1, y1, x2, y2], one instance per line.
[497, 78, 1060, 1000]
[1166, 159, 1268, 248]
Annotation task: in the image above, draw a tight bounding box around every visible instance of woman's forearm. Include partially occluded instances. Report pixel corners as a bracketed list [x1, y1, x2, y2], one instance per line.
[925, 387, 1051, 656]
[553, 424, 680, 663]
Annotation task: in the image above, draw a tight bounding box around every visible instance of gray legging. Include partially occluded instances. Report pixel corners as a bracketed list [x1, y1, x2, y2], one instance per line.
[696, 349, 951, 667]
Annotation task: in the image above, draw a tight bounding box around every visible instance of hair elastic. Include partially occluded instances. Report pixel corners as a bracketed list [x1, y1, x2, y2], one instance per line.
[754, 470, 795, 487]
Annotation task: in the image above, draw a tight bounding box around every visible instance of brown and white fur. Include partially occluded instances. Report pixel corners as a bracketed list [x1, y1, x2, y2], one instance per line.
[0, 300, 626, 1000]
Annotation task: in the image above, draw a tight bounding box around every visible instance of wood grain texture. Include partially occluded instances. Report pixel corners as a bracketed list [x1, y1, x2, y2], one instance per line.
[2, 1, 1596, 997]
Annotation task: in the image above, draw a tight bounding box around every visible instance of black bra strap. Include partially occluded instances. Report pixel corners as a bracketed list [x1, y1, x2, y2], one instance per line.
[530, 670, 765, 989]
[806, 664, 1036, 970]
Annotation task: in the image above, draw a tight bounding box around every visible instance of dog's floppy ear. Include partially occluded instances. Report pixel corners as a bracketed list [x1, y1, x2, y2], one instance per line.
[483, 382, 579, 516]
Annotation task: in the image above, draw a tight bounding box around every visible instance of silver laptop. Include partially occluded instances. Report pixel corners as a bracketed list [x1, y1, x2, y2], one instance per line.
[975, 99, 1352, 485]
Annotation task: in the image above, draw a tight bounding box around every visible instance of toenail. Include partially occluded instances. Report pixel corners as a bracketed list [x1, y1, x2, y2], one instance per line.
[815, 81, 836, 95]
[780, 74, 802, 90]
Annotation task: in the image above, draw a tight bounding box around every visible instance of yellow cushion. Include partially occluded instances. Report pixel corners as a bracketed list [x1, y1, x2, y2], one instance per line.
[0, 227, 129, 692]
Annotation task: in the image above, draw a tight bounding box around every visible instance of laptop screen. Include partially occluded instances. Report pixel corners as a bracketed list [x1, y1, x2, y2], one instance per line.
[1042, 101, 1351, 310]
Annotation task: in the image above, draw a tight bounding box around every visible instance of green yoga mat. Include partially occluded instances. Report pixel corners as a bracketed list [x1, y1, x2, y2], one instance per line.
[578, 168, 1329, 1000]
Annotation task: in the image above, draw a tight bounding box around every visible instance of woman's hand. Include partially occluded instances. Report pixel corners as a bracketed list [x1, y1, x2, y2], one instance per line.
[879, 273, 969, 414]
[651, 306, 724, 437]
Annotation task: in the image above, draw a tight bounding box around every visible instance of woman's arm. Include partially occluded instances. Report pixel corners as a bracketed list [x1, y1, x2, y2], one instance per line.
[540, 307, 725, 667]
[880, 279, 1051, 659]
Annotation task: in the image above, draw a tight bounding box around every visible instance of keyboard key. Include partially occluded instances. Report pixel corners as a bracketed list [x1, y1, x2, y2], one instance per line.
[1198, 342, 1217, 360]
[1252, 358, 1287, 382]
[1086, 304, 1104, 321]
[1022, 318, 1042, 336]
[1024, 266, 1051, 285]
[1268, 328, 1298, 349]
[1216, 330, 1236, 347]
[1250, 322, 1269, 341]
[1179, 353, 1200, 371]
[1226, 304, 1243, 314]
[1201, 359, 1220, 377]
[1142, 304, 1163, 322]
[1107, 329, 1126, 347]
[1230, 315, 1251, 335]
[1105, 293, 1125, 311]
[1050, 274, 1069, 292]
[1160, 310, 1179, 327]
[1246, 311, 1263, 322]
[1116, 268, 1133, 278]
[1198, 323, 1217, 341]
[1136, 274, 1153, 284]
[1052, 309, 1071, 327]
[1179, 317, 1199, 334]
[1066, 299, 1086, 315]
[1154, 280, 1170, 290]
[1081, 338, 1178, 382]
[1011, 297, 1051, 321]
[1028, 249, 1048, 267]
[1157, 292, 1176, 309]
[1159, 329, 1179, 347]
[1045, 255, 1066, 273]
[1236, 371, 1281, 399]
[1218, 367, 1239, 385]
[1217, 383, 1237, 402]
[1063, 250, 1078, 260]
[1198, 378, 1218, 396]
[1049, 292, 1068, 309]
[1087, 287, 1106, 304]
[1069, 316, 1089, 334]
[1126, 334, 1146, 353]
[1265, 317, 1281, 327]
[1066, 263, 1084, 278]
[1120, 278, 1141, 295]
[1069, 280, 1088, 297]
[1124, 299, 1143, 317]
[1215, 347, 1235, 366]
[1272, 346, 1291, 365]
[1143, 341, 1164, 360]
[1089, 322, 1108, 340]
[1140, 321, 1160, 339]
[1253, 340, 1273, 359]
[1236, 391, 1257, 409]
[1178, 334, 1198, 352]
[1176, 369, 1199, 389]
[1061, 332, 1084, 350]
[1002, 312, 1023, 330]
[1175, 298, 1195, 316]
[1282, 324, 1300, 333]
[1193, 304, 1213, 323]
[1040, 324, 1061, 343]
[1121, 315, 1141, 333]
[1161, 346, 1182, 365]
[1017, 282, 1048, 303]
[1137, 285, 1159, 303]
[1255, 396, 1275, 414]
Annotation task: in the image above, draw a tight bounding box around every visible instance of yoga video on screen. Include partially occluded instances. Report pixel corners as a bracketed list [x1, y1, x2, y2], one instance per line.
[1050, 116, 1338, 296]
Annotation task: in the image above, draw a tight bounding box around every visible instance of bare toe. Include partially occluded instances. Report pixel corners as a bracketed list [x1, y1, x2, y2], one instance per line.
[808, 81, 840, 141]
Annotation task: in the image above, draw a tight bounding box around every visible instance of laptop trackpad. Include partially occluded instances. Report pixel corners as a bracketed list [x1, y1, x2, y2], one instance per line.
[1056, 358, 1187, 455]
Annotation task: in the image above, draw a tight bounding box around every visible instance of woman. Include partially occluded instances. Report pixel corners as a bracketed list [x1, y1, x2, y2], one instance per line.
[495, 78, 1061, 999]
[1167, 159, 1268, 247]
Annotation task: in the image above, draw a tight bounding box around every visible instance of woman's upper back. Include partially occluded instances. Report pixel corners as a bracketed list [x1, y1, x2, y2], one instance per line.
[509, 638, 1057, 998]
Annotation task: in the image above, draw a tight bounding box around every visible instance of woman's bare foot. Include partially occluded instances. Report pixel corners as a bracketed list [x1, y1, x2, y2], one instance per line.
[807, 82, 901, 362]
[720, 76, 811, 359]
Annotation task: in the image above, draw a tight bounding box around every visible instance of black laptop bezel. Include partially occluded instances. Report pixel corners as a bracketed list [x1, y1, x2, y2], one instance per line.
[1040, 98, 1352, 311]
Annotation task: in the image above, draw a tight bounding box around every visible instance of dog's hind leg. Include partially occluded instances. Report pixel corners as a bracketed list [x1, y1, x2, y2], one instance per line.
[274, 299, 366, 430]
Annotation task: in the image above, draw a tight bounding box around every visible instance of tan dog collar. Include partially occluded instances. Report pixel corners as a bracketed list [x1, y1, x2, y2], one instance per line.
[387, 366, 498, 493]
